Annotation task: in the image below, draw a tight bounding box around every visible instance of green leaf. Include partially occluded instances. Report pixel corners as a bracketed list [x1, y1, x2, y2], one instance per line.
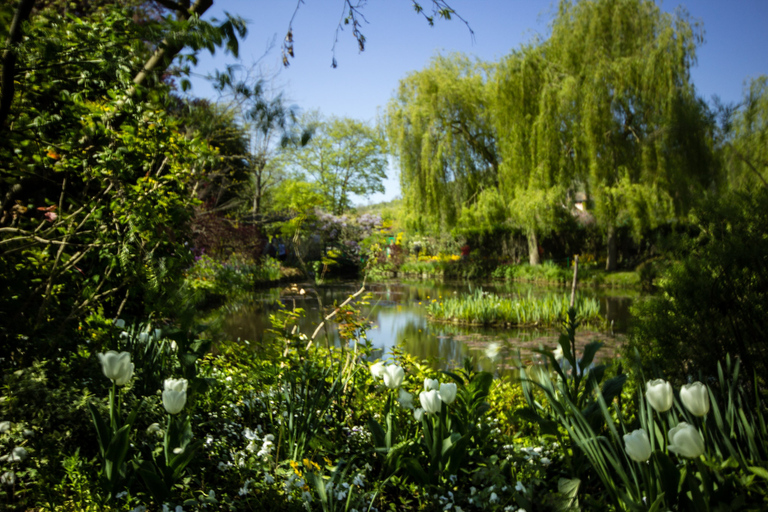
[87, 401, 110, 458]
[748, 466, 768, 480]
[579, 341, 603, 371]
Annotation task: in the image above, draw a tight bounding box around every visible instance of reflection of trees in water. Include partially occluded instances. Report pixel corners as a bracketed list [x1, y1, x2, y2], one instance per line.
[394, 318, 468, 370]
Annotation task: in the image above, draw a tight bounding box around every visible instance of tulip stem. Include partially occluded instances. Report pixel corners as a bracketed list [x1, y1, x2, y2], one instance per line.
[109, 382, 117, 432]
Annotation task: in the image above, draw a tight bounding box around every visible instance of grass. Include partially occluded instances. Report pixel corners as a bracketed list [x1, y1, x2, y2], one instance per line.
[425, 289, 602, 327]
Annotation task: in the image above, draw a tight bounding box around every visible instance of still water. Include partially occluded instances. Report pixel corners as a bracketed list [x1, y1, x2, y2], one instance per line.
[215, 280, 636, 370]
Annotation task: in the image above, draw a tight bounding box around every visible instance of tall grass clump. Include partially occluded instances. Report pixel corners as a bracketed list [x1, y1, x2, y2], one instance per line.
[425, 289, 601, 326]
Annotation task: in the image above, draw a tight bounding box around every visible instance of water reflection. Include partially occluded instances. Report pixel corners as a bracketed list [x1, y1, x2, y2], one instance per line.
[213, 280, 635, 370]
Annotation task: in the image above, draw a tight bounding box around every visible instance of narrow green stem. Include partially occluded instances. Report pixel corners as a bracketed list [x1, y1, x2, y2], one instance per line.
[109, 381, 117, 432]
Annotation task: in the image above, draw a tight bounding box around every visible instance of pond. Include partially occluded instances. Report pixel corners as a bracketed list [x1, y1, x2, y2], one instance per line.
[213, 279, 637, 371]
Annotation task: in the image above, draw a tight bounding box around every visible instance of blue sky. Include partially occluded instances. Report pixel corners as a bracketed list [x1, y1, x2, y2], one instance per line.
[188, 1, 768, 205]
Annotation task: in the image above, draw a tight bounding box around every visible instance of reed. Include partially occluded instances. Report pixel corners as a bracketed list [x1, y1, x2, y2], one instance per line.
[425, 289, 601, 326]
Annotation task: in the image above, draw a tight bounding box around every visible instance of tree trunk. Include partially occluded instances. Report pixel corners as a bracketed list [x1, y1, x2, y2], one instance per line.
[606, 226, 617, 271]
[527, 228, 541, 266]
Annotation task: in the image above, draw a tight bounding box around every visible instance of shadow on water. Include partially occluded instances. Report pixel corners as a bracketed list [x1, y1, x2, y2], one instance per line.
[211, 279, 638, 370]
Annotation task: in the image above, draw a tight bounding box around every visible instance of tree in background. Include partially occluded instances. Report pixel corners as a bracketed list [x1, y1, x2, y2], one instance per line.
[494, 44, 577, 265]
[385, 53, 498, 235]
[285, 113, 387, 215]
[724, 76, 768, 192]
[546, 0, 715, 270]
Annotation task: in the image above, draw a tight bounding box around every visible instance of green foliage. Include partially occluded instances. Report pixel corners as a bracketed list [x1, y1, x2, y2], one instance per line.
[426, 288, 601, 327]
[0, 4, 247, 361]
[627, 189, 768, 383]
[385, 53, 498, 235]
[283, 113, 387, 215]
[724, 76, 768, 191]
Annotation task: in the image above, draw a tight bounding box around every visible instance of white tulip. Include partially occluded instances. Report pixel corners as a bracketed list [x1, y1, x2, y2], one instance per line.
[162, 378, 188, 415]
[382, 365, 404, 389]
[0, 421, 10, 433]
[369, 362, 385, 380]
[7, 447, 27, 462]
[413, 408, 425, 421]
[97, 351, 134, 386]
[645, 379, 673, 412]
[680, 382, 710, 417]
[397, 389, 414, 409]
[439, 382, 458, 405]
[668, 422, 705, 459]
[419, 390, 441, 414]
[424, 378, 439, 391]
[623, 428, 652, 462]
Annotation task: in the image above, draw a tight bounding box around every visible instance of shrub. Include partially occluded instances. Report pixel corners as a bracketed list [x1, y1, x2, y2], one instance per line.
[627, 189, 768, 384]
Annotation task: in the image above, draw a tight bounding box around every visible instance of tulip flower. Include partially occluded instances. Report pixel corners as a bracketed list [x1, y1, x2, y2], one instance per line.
[424, 378, 439, 391]
[680, 382, 710, 417]
[419, 390, 441, 414]
[1, 471, 15, 486]
[438, 382, 458, 405]
[0, 421, 10, 433]
[668, 422, 705, 459]
[113, 319, 125, 329]
[623, 428, 652, 462]
[162, 378, 188, 415]
[645, 379, 673, 412]
[382, 365, 404, 389]
[398, 389, 414, 409]
[6, 447, 28, 462]
[97, 351, 134, 386]
[413, 408, 425, 421]
[370, 362, 385, 380]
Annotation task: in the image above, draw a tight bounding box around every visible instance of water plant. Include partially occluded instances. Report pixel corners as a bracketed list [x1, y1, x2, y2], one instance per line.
[425, 288, 601, 326]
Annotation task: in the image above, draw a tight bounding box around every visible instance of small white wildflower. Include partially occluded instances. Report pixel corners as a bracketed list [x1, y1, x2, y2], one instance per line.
[515, 481, 527, 493]
[489, 492, 499, 504]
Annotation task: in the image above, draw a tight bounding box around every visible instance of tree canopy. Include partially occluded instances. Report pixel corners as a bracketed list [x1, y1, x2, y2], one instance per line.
[284, 114, 387, 215]
[385, 53, 497, 234]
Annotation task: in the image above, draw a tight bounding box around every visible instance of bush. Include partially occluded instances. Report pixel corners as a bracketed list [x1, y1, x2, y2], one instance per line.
[627, 189, 768, 384]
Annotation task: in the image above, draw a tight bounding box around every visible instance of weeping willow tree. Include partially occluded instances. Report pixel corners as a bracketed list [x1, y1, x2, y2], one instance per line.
[547, 0, 715, 270]
[385, 53, 498, 235]
[725, 76, 768, 192]
[494, 44, 580, 265]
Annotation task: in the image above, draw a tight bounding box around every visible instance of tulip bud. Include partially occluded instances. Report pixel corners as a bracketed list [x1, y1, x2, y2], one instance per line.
[382, 365, 404, 389]
[419, 390, 441, 414]
[97, 351, 134, 386]
[680, 382, 710, 417]
[645, 379, 673, 412]
[623, 428, 652, 462]
[413, 408, 425, 422]
[424, 378, 439, 391]
[397, 389, 414, 409]
[370, 362, 385, 380]
[162, 378, 188, 415]
[668, 422, 705, 459]
[438, 382, 458, 405]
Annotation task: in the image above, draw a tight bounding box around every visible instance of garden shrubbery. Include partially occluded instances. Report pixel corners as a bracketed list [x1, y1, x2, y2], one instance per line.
[627, 189, 768, 384]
